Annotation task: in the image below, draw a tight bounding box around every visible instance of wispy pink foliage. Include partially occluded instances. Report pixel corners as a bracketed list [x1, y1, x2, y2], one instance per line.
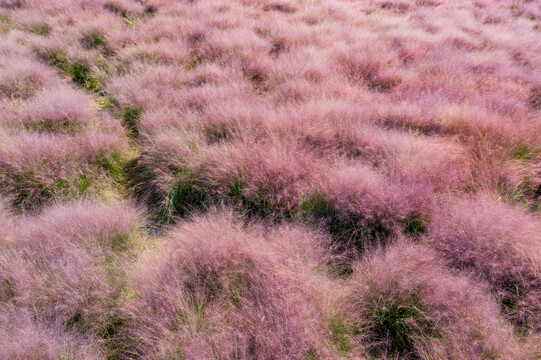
[0, 130, 124, 209]
[0, 56, 58, 99]
[349, 241, 522, 359]
[202, 137, 324, 210]
[319, 162, 432, 222]
[1, 0, 541, 356]
[0, 198, 14, 245]
[0, 201, 141, 335]
[429, 195, 541, 333]
[0, 307, 101, 360]
[122, 210, 332, 359]
[19, 86, 94, 131]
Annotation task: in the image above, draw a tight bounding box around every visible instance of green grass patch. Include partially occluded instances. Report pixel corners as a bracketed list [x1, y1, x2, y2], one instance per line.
[365, 287, 437, 359]
[111, 233, 130, 253]
[27, 23, 51, 36]
[27, 118, 80, 134]
[403, 214, 426, 238]
[91, 150, 138, 202]
[92, 151, 127, 181]
[67, 61, 104, 91]
[121, 106, 142, 138]
[0, 278, 16, 301]
[330, 316, 351, 353]
[77, 175, 92, 195]
[81, 32, 112, 57]
[40, 49, 104, 91]
[329, 315, 361, 355]
[300, 193, 393, 253]
[158, 168, 207, 222]
[300, 193, 331, 217]
[511, 144, 535, 160]
[97, 94, 118, 111]
[0, 14, 12, 33]
[373, 304, 421, 356]
[186, 50, 203, 70]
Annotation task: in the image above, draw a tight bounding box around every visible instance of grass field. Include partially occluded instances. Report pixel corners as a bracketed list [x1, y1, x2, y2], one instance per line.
[0, 0, 540, 359]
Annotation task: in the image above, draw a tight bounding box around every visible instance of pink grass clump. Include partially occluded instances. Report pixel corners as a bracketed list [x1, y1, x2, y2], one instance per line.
[18, 86, 94, 132]
[0, 129, 124, 210]
[428, 195, 541, 334]
[0, 307, 101, 360]
[348, 241, 523, 359]
[207, 137, 323, 212]
[0, 201, 142, 360]
[0, 55, 58, 100]
[301, 161, 433, 253]
[0, 201, 141, 333]
[120, 210, 334, 359]
[334, 41, 402, 92]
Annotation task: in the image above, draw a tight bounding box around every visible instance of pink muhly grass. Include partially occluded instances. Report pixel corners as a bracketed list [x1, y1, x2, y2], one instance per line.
[334, 41, 402, 92]
[0, 55, 58, 99]
[0, 130, 125, 210]
[428, 195, 541, 334]
[120, 210, 333, 359]
[210, 137, 324, 212]
[1, 0, 541, 357]
[347, 241, 522, 359]
[0, 197, 14, 245]
[0, 201, 141, 337]
[318, 162, 431, 221]
[303, 161, 433, 253]
[0, 307, 101, 360]
[121, 39, 190, 65]
[18, 86, 94, 132]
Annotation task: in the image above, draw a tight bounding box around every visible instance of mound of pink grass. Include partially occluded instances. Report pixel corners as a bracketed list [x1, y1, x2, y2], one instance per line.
[348, 241, 524, 359]
[0, 307, 101, 360]
[0, 201, 141, 358]
[118, 210, 335, 359]
[429, 195, 541, 334]
[18, 86, 94, 132]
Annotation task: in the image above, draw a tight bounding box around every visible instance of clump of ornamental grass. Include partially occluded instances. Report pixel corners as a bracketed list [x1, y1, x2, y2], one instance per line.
[0, 54, 58, 99]
[347, 241, 523, 359]
[0, 201, 142, 358]
[19, 86, 94, 133]
[0, 129, 126, 211]
[0, 306, 102, 360]
[301, 162, 433, 253]
[117, 210, 335, 360]
[429, 195, 541, 335]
